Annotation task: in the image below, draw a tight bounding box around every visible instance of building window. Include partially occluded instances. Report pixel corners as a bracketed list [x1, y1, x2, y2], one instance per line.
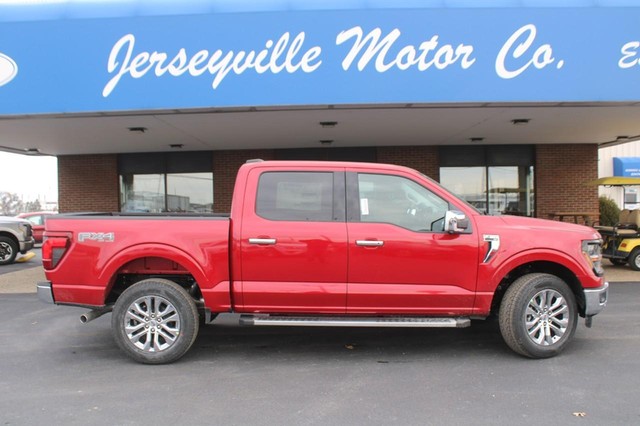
[439, 146, 535, 217]
[118, 152, 213, 213]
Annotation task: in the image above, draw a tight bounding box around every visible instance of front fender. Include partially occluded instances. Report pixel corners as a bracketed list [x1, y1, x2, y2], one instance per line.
[484, 248, 589, 292]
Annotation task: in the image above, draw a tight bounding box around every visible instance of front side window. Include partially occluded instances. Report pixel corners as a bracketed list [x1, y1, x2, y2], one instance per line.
[357, 174, 449, 232]
[256, 172, 334, 221]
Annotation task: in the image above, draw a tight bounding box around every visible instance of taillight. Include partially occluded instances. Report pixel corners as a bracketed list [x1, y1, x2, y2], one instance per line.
[42, 236, 70, 270]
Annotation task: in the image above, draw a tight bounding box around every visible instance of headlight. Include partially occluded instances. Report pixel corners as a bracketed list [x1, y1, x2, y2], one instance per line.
[19, 223, 32, 237]
[582, 239, 604, 277]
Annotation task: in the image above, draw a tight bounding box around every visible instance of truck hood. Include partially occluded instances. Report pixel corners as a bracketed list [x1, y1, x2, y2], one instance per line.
[475, 214, 601, 239]
[0, 216, 30, 225]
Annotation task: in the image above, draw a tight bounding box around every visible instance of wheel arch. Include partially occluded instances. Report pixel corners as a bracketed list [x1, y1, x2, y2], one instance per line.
[0, 231, 19, 247]
[99, 244, 210, 305]
[489, 260, 586, 318]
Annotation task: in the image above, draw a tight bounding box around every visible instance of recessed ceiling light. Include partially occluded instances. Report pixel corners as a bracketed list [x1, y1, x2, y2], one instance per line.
[319, 121, 338, 128]
[24, 148, 41, 155]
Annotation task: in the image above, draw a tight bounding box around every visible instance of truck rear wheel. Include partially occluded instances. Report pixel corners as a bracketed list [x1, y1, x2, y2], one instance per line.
[112, 278, 199, 364]
[0, 236, 18, 266]
[499, 273, 577, 359]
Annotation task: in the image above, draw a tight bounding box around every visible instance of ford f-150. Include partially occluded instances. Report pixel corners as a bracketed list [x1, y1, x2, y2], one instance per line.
[37, 160, 608, 364]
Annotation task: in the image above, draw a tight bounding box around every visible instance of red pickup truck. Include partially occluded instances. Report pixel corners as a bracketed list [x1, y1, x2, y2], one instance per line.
[38, 160, 608, 364]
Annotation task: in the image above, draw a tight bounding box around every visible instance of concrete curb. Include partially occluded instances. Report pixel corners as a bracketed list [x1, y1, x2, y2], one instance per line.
[0, 267, 45, 294]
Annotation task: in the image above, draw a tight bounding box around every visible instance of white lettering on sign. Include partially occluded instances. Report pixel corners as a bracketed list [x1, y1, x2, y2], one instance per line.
[619, 41, 640, 68]
[336, 26, 476, 72]
[0, 52, 18, 87]
[495, 24, 564, 79]
[103, 32, 322, 96]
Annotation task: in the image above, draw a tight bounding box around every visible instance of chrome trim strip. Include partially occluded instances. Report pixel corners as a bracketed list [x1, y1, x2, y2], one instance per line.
[356, 240, 384, 247]
[248, 238, 277, 245]
[240, 315, 470, 328]
[482, 234, 500, 263]
[37, 281, 54, 304]
[584, 281, 609, 317]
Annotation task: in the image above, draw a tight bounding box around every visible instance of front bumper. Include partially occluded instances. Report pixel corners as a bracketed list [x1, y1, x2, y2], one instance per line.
[20, 237, 35, 254]
[37, 281, 54, 304]
[584, 282, 609, 317]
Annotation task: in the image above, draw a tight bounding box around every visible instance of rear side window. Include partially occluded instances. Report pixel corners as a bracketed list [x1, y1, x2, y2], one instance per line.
[256, 172, 334, 221]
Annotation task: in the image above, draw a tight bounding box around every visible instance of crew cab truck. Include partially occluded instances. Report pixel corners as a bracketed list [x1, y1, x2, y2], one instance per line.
[37, 161, 609, 364]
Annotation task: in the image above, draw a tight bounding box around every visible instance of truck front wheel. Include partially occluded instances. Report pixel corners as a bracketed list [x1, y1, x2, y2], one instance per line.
[112, 278, 199, 364]
[499, 273, 577, 359]
[0, 236, 18, 266]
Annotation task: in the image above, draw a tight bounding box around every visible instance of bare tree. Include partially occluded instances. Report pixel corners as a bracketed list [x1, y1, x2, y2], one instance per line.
[0, 191, 23, 215]
[25, 199, 42, 213]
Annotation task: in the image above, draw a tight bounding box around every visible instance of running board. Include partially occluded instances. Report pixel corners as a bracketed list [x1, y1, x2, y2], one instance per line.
[239, 315, 470, 328]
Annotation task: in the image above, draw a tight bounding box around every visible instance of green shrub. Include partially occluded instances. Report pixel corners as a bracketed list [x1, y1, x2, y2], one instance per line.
[599, 196, 621, 226]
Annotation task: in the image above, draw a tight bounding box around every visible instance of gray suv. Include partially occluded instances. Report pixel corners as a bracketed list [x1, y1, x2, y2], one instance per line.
[0, 216, 35, 265]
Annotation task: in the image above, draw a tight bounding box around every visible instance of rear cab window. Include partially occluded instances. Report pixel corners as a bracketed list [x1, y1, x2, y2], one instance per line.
[256, 171, 342, 222]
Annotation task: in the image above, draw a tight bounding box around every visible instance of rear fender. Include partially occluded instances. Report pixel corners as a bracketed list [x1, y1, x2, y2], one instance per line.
[99, 243, 210, 298]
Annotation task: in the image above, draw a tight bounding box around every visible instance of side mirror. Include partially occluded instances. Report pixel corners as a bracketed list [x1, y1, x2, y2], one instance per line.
[444, 210, 469, 234]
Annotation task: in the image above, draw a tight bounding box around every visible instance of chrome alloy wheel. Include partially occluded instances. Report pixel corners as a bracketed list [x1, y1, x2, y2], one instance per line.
[0, 241, 13, 262]
[525, 289, 569, 346]
[124, 295, 181, 352]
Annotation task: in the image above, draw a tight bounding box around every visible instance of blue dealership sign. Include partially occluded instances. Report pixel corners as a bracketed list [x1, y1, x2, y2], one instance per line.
[1, 5, 640, 114]
[614, 157, 640, 177]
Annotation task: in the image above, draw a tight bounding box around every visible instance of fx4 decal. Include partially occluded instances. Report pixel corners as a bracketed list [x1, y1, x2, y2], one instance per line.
[78, 232, 115, 243]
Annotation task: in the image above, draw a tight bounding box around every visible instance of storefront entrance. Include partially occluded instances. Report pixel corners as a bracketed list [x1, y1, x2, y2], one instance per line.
[439, 146, 535, 217]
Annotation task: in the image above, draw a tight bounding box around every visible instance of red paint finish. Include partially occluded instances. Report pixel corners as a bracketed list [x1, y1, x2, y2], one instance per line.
[43, 161, 604, 322]
[347, 222, 478, 314]
[237, 165, 348, 313]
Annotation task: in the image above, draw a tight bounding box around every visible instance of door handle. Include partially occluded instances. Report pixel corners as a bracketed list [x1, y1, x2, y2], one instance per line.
[356, 240, 384, 247]
[249, 238, 277, 245]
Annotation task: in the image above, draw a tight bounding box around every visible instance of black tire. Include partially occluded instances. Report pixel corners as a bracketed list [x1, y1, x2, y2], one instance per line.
[111, 278, 199, 364]
[628, 249, 640, 271]
[0, 236, 18, 266]
[499, 273, 577, 359]
[610, 258, 627, 266]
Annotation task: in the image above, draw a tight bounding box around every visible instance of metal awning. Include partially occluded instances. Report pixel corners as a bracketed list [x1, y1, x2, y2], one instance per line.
[587, 177, 640, 186]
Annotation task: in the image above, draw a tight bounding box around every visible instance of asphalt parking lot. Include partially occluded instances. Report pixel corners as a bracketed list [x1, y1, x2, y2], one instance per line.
[0, 282, 639, 425]
[0, 247, 42, 275]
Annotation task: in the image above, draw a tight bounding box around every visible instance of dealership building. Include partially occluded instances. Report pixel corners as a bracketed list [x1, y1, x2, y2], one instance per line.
[1, 0, 640, 222]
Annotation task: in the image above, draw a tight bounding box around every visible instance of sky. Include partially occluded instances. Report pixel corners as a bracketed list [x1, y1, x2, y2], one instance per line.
[0, 151, 58, 202]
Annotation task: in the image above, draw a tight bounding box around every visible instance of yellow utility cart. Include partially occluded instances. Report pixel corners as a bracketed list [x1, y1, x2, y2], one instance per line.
[589, 177, 640, 270]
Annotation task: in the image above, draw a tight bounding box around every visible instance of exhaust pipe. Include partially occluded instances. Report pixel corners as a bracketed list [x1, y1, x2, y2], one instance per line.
[80, 306, 113, 324]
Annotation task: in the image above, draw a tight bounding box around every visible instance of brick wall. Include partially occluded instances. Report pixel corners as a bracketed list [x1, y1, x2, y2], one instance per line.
[213, 150, 275, 212]
[536, 144, 599, 223]
[56, 145, 599, 220]
[58, 154, 120, 213]
[376, 146, 440, 181]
